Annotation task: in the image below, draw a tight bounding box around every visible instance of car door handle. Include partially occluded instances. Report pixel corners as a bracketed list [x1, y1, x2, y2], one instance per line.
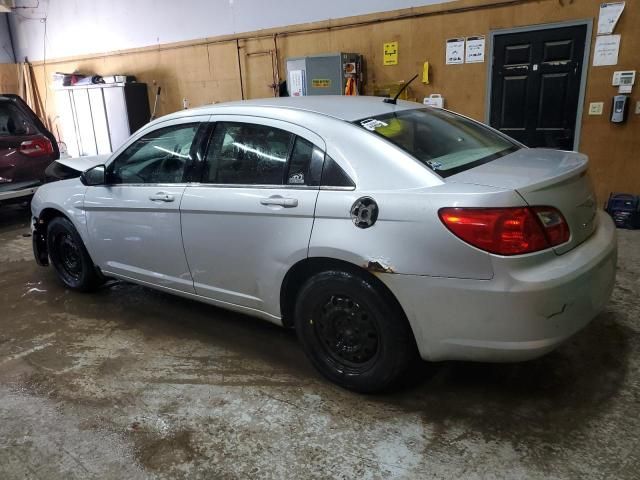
[149, 192, 175, 202]
[260, 196, 298, 208]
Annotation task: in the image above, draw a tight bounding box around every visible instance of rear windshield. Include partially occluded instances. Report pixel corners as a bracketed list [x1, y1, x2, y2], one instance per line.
[0, 101, 37, 136]
[355, 108, 519, 178]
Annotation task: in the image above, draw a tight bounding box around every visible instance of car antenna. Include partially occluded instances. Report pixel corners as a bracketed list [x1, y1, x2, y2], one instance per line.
[384, 74, 419, 105]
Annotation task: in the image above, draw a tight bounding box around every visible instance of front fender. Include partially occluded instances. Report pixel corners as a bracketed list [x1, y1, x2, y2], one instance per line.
[31, 178, 89, 247]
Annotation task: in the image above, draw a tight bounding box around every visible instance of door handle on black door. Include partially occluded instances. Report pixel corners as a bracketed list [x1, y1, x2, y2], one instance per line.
[149, 192, 175, 202]
[260, 195, 298, 208]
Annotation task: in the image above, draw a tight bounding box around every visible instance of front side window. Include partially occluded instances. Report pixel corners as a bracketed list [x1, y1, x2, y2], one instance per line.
[204, 122, 294, 185]
[109, 123, 199, 184]
[355, 108, 519, 178]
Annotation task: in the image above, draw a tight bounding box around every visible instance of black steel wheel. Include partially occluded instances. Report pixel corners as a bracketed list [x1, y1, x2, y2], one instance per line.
[295, 269, 417, 393]
[314, 294, 380, 370]
[47, 216, 103, 292]
[55, 232, 82, 281]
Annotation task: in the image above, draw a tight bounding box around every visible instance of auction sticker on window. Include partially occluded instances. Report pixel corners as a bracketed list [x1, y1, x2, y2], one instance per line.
[360, 118, 388, 131]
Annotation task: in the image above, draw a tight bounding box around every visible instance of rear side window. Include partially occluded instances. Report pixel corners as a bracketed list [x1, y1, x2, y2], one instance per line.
[203, 122, 326, 187]
[204, 122, 293, 185]
[321, 155, 354, 188]
[286, 137, 323, 186]
[355, 108, 519, 178]
[0, 103, 36, 136]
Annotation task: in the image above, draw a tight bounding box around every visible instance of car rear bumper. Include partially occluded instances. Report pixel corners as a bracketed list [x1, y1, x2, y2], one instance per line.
[0, 185, 39, 202]
[380, 211, 618, 362]
[0, 180, 42, 202]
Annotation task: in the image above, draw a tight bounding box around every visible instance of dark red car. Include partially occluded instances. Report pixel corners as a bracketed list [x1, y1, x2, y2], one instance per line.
[0, 94, 59, 206]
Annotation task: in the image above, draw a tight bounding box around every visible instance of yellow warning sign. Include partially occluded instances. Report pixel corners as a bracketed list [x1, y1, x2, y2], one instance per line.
[311, 79, 331, 88]
[383, 41, 398, 66]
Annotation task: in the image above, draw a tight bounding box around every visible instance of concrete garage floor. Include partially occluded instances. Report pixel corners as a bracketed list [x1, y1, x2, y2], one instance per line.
[0, 205, 638, 480]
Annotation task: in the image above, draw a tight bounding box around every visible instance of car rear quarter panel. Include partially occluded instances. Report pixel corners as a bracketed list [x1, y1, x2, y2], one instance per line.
[309, 183, 527, 279]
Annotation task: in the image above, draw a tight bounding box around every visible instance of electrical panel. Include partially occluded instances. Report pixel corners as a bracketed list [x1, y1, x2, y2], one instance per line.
[286, 53, 363, 96]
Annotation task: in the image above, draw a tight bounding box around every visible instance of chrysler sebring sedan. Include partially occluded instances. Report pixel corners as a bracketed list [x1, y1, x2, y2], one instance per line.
[31, 96, 617, 392]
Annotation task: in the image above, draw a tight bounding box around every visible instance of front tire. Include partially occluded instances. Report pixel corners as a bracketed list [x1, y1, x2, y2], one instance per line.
[294, 269, 416, 393]
[47, 217, 103, 292]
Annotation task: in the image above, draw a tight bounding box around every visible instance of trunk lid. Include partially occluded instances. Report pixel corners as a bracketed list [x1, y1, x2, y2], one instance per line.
[447, 148, 597, 254]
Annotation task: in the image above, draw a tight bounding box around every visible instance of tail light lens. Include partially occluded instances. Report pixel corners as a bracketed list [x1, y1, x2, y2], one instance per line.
[439, 207, 570, 255]
[532, 206, 570, 246]
[19, 136, 54, 157]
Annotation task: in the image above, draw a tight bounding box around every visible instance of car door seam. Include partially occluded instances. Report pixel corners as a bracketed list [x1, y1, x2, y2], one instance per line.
[178, 185, 197, 294]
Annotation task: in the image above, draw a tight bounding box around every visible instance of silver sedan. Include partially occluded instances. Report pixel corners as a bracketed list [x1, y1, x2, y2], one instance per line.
[31, 96, 617, 392]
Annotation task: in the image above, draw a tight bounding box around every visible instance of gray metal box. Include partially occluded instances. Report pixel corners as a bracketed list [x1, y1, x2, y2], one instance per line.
[286, 52, 362, 96]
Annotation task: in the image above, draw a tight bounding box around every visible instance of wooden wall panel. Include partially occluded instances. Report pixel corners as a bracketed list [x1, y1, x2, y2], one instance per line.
[0, 64, 19, 95]
[26, 0, 640, 201]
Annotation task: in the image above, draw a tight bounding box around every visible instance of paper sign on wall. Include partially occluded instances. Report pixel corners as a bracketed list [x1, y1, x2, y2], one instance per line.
[446, 38, 465, 65]
[289, 70, 305, 96]
[593, 34, 621, 66]
[598, 2, 625, 35]
[465, 36, 485, 63]
[383, 41, 399, 66]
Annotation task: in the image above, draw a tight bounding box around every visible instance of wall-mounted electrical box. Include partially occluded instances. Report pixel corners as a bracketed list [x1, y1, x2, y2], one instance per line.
[286, 53, 363, 96]
[612, 70, 636, 86]
[611, 95, 629, 123]
[612, 70, 636, 93]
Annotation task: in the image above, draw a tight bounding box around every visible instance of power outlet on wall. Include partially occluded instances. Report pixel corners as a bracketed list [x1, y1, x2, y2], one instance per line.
[588, 102, 604, 115]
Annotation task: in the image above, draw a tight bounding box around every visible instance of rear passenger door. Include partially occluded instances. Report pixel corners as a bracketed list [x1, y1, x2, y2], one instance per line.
[180, 116, 325, 318]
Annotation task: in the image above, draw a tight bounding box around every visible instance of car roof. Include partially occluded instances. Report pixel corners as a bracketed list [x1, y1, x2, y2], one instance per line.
[160, 96, 423, 123]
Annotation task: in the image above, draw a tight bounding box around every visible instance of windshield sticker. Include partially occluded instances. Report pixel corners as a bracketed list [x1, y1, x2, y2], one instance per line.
[360, 119, 388, 131]
[426, 160, 443, 170]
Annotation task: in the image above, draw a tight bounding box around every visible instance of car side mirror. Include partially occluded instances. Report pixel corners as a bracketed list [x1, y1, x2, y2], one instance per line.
[80, 164, 106, 186]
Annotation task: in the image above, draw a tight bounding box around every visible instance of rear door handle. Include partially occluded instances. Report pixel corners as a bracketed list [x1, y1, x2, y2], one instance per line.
[260, 196, 298, 208]
[149, 192, 175, 202]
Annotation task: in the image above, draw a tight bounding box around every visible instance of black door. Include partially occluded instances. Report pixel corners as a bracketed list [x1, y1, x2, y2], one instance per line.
[490, 25, 587, 150]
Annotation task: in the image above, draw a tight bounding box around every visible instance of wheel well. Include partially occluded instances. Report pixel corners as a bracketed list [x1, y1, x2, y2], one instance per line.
[33, 208, 69, 261]
[279, 257, 408, 329]
[38, 207, 67, 227]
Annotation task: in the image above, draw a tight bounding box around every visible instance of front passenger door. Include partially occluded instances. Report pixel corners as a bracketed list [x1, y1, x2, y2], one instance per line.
[180, 117, 325, 318]
[84, 119, 206, 292]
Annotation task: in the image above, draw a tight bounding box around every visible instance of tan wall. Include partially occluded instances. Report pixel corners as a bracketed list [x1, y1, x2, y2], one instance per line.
[28, 0, 639, 201]
[0, 63, 19, 94]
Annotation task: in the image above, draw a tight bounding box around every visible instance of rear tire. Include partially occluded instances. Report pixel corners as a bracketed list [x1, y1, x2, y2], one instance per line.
[47, 217, 103, 292]
[294, 269, 417, 393]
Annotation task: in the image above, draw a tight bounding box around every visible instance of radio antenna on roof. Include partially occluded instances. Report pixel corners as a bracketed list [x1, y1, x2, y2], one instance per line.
[384, 74, 419, 105]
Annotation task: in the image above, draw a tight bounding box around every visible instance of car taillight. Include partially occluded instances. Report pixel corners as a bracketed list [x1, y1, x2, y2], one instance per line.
[19, 136, 54, 157]
[438, 207, 570, 255]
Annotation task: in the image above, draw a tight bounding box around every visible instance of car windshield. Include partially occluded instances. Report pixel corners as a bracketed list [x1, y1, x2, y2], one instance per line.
[355, 108, 520, 177]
